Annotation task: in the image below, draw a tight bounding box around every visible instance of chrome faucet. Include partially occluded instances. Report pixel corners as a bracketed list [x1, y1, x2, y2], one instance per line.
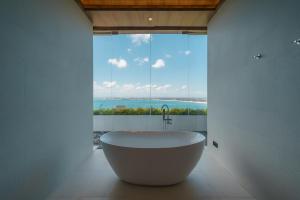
[161, 104, 172, 130]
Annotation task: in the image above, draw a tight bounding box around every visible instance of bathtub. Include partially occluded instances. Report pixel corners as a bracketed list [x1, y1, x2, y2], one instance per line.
[100, 131, 205, 186]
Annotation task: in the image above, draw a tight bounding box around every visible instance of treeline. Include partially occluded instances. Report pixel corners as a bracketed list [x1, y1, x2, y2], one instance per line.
[93, 108, 207, 115]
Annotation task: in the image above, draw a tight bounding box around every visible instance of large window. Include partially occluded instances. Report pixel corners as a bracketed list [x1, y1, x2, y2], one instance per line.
[93, 34, 207, 116]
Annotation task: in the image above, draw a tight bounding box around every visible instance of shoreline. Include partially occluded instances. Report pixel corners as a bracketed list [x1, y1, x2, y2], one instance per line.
[93, 98, 207, 104]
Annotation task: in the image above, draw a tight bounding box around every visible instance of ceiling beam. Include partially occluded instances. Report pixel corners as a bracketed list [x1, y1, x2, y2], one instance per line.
[80, 0, 220, 11]
[93, 26, 207, 31]
[85, 7, 216, 11]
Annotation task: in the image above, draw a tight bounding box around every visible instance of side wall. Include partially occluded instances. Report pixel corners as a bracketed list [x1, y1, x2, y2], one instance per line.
[0, 1, 93, 199]
[208, 0, 300, 199]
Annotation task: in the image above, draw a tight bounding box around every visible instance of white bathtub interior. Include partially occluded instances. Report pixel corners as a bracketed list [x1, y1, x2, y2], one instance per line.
[100, 131, 205, 148]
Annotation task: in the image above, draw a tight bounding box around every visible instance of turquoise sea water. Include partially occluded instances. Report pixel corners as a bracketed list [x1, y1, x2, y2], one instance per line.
[93, 99, 207, 110]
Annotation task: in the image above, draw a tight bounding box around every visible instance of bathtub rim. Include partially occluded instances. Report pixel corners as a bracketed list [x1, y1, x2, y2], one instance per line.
[100, 131, 206, 149]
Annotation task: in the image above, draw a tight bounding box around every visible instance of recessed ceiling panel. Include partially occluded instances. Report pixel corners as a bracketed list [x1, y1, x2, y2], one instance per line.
[78, 0, 224, 34]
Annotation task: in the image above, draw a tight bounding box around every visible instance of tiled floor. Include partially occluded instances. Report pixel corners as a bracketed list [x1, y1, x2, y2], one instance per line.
[47, 148, 255, 200]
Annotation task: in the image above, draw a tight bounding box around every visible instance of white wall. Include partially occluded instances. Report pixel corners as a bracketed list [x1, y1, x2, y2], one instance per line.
[94, 115, 207, 132]
[0, 1, 92, 199]
[208, 0, 300, 200]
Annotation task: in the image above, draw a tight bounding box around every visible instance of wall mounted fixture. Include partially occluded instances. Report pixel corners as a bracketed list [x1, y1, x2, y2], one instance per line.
[253, 53, 262, 60]
[293, 39, 300, 45]
[148, 17, 153, 21]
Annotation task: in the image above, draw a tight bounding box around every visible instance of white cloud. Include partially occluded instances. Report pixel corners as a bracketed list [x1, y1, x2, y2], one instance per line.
[143, 84, 150, 88]
[181, 85, 187, 90]
[165, 54, 172, 58]
[152, 59, 165, 69]
[93, 81, 118, 98]
[93, 81, 104, 98]
[134, 57, 149, 65]
[93, 81, 101, 90]
[108, 58, 128, 69]
[122, 84, 135, 90]
[155, 84, 172, 91]
[94, 82, 176, 98]
[135, 84, 170, 91]
[178, 50, 192, 55]
[184, 50, 191, 55]
[129, 34, 151, 45]
[127, 48, 132, 53]
[103, 81, 117, 88]
[94, 81, 117, 90]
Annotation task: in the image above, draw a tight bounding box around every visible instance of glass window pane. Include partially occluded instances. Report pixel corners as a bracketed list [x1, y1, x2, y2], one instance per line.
[93, 34, 207, 133]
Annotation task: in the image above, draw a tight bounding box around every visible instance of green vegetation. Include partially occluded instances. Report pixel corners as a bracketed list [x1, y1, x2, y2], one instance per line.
[93, 108, 207, 115]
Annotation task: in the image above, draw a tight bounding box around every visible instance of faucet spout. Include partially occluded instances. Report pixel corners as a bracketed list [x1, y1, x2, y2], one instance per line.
[161, 104, 172, 130]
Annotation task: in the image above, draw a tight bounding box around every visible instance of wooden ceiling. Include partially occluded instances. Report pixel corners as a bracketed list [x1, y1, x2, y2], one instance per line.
[78, 0, 223, 34]
[80, 0, 221, 10]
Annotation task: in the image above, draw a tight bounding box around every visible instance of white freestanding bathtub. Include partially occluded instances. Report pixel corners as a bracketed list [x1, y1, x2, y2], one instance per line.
[100, 131, 205, 186]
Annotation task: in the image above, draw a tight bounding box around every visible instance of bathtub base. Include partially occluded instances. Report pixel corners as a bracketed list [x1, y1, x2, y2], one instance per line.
[120, 179, 185, 186]
[101, 131, 205, 186]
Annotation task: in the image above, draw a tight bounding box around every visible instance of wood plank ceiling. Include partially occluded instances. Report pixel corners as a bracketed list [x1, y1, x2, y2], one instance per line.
[78, 0, 223, 34]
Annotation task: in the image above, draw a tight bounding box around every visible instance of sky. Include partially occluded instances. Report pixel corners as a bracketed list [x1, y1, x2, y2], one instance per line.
[93, 34, 207, 99]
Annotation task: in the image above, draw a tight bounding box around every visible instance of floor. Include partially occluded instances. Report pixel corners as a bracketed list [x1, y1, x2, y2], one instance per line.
[47, 148, 255, 200]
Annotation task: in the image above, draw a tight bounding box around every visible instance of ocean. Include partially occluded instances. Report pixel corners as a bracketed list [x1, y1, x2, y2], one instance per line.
[93, 99, 207, 110]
